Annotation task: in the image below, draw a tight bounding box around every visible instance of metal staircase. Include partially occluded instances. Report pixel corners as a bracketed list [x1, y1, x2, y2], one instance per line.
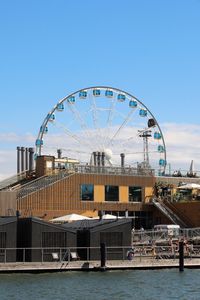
[152, 198, 188, 228]
[0, 172, 27, 191]
[17, 170, 74, 199]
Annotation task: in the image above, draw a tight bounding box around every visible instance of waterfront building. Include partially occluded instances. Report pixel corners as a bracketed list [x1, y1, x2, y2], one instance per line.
[1, 86, 200, 229]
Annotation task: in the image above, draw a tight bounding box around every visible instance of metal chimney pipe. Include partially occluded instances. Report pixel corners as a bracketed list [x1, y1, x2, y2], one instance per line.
[17, 146, 21, 174]
[21, 147, 25, 172]
[57, 149, 62, 159]
[97, 152, 101, 166]
[57, 149, 62, 169]
[102, 152, 105, 166]
[25, 148, 29, 171]
[29, 147, 34, 171]
[93, 152, 97, 166]
[120, 153, 125, 168]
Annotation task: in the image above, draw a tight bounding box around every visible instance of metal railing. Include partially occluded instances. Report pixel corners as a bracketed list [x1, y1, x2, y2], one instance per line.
[132, 227, 200, 245]
[17, 171, 75, 199]
[152, 198, 188, 228]
[16, 164, 155, 199]
[1, 245, 200, 264]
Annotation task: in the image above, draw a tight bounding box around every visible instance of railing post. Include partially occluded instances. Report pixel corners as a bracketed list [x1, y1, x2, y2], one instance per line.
[87, 247, 89, 261]
[68, 248, 70, 263]
[100, 243, 106, 270]
[41, 248, 43, 263]
[4, 249, 6, 263]
[179, 241, 184, 272]
[60, 248, 62, 262]
[23, 248, 25, 263]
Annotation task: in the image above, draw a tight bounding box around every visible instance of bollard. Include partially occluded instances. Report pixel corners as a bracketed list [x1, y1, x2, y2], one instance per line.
[100, 243, 106, 270]
[179, 241, 184, 272]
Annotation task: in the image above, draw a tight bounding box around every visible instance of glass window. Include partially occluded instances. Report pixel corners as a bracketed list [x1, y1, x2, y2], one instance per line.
[129, 186, 142, 202]
[105, 185, 119, 201]
[81, 184, 94, 201]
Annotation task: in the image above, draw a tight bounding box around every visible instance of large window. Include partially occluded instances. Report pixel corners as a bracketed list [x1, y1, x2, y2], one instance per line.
[129, 186, 142, 202]
[81, 184, 94, 201]
[105, 185, 119, 202]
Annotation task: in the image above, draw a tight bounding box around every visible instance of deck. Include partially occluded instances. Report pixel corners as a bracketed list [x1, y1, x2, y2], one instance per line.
[1, 257, 200, 273]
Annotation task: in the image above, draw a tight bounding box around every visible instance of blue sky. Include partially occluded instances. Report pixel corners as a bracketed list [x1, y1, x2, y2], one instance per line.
[0, 0, 200, 179]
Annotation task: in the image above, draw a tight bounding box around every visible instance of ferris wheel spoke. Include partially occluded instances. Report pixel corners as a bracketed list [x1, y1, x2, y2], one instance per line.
[51, 120, 93, 152]
[108, 109, 138, 147]
[89, 94, 105, 150]
[65, 102, 94, 143]
[103, 96, 118, 148]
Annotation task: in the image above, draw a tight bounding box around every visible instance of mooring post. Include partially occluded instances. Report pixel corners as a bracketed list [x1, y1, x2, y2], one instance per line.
[179, 241, 184, 272]
[100, 242, 106, 270]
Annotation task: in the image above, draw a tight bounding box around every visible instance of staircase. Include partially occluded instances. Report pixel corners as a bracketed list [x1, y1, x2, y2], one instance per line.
[152, 198, 189, 228]
[17, 170, 74, 199]
[0, 172, 27, 191]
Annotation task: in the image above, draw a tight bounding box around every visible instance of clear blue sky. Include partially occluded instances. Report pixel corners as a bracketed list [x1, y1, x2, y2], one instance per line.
[0, 0, 200, 177]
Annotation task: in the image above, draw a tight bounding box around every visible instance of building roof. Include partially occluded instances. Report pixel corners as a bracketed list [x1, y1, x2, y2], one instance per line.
[0, 216, 17, 226]
[61, 218, 132, 232]
[19, 217, 76, 234]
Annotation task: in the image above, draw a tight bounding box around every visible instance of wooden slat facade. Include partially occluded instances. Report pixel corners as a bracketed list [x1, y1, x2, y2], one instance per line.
[17, 173, 155, 220]
[0, 191, 17, 216]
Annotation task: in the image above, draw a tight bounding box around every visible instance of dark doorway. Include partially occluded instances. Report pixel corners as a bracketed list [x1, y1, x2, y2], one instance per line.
[77, 230, 90, 260]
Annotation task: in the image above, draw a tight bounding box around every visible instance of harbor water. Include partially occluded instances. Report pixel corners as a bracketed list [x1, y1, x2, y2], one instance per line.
[0, 269, 200, 300]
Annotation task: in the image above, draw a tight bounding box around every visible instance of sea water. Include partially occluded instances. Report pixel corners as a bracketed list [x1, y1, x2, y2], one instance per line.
[0, 269, 199, 300]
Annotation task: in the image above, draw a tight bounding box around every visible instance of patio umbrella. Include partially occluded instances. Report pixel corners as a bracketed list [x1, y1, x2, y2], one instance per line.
[92, 214, 123, 220]
[177, 183, 200, 190]
[50, 213, 90, 223]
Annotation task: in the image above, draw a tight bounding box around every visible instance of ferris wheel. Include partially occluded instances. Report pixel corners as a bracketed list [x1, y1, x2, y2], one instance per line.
[35, 86, 167, 174]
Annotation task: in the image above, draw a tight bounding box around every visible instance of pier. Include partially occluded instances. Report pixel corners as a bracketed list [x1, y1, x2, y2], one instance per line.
[1, 256, 200, 273]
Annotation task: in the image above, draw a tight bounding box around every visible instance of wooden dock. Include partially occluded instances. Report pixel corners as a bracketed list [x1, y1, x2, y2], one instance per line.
[1, 257, 200, 273]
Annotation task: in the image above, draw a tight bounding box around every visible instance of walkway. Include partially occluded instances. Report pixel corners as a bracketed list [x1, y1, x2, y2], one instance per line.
[1, 257, 200, 273]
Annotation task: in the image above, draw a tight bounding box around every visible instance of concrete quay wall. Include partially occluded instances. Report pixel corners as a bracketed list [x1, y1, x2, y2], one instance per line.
[1, 257, 200, 273]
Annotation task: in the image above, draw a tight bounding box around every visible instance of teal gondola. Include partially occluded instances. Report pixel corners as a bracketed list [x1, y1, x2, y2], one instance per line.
[79, 91, 87, 98]
[117, 94, 126, 101]
[93, 89, 101, 96]
[129, 100, 137, 108]
[139, 109, 147, 117]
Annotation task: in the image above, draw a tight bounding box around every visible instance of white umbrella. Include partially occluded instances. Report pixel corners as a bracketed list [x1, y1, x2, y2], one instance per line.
[92, 214, 122, 220]
[177, 183, 200, 190]
[50, 213, 90, 223]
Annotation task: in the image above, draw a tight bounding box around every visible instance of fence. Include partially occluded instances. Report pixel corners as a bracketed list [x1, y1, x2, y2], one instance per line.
[0, 245, 200, 264]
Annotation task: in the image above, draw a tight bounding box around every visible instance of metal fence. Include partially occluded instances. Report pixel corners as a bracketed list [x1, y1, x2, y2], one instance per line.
[0, 245, 200, 264]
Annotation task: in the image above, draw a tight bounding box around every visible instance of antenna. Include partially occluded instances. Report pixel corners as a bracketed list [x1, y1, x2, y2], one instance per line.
[138, 130, 152, 168]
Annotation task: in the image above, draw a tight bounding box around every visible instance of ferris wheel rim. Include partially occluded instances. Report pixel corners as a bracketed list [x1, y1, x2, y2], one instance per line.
[36, 85, 167, 173]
